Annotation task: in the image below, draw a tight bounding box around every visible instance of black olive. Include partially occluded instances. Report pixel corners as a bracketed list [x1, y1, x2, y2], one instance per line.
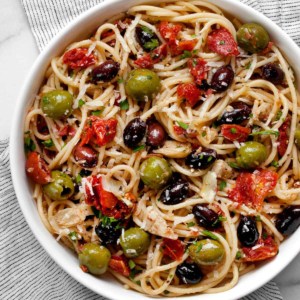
[91, 60, 120, 83]
[73, 145, 98, 168]
[197, 79, 211, 91]
[262, 63, 284, 85]
[135, 26, 160, 52]
[211, 65, 234, 92]
[192, 204, 220, 229]
[160, 181, 189, 205]
[275, 206, 300, 235]
[146, 121, 166, 148]
[216, 102, 252, 125]
[237, 216, 259, 247]
[176, 262, 203, 284]
[185, 149, 217, 170]
[95, 222, 122, 245]
[123, 118, 147, 149]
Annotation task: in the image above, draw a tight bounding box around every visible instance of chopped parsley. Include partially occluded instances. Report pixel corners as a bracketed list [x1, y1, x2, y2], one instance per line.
[195, 243, 203, 253]
[228, 162, 240, 169]
[218, 216, 227, 222]
[187, 222, 196, 228]
[236, 250, 242, 259]
[271, 160, 279, 168]
[207, 156, 213, 162]
[250, 130, 279, 138]
[42, 139, 54, 148]
[78, 99, 85, 108]
[202, 230, 219, 240]
[191, 34, 197, 38]
[91, 108, 104, 116]
[75, 174, 82, 184]
[144, 39, 159, 50]
[141, 26, 152, 34]
[133, 144, 145, 152]
[255, 215, 262, 222]
[68, 231, 77, 241]
[219, 180, 227, 191]
[192, 49, 199, 54]
[120, 99, 129, 110]
[275, 110, 283, 121]
[219, 40, 225, 45]
[176, 121, 189, 130]
[128, 260, 136, 270]
[24, 133, 36, 152]
[245, 62, 252, 69]
[181, 50, 192, 59]
[201, 131, 207, 137]
[117, 78, 124, 84]
[230, 127, 237, 134]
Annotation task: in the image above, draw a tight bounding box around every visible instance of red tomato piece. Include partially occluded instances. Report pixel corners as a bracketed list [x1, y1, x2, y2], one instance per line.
[134, 54, 153, 69]
[221, 124, 251, 142]
[229, 169, 278, 211]
[188, 58, 208, 85]
[173, 125, 186, 136]
[242, 237, 278, 262]
[37, 115, 49, 135]
[151, 44, 168, 63]
[63, 48, 96, 70]
[207, 28, 239, 57]
[158, 21, 182, 42]
[101, 30, 114, 39]
[177, 83, 201, 107]
[94, 177, 118, 209]
[278, 118, 290, 157]
[109, 255, 130, 277]
[161, 238, 185, 261]
[25, 152, 51, 185]
[178, 39, 197, 52]
[80, 116, 117, 147]
[260, 41, 274, 55]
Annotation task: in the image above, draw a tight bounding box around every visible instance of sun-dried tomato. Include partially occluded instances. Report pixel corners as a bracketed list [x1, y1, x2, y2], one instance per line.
[177, 83, 201, 107]
[158, 21, 182, 42]
[134, 54, 153, 69]
[221, 124, 251, 142]
[242, 237, 278, 262]
[207, 28, 239, 57]
[109, 255, 130, 277]
[161, 238, 185, 261]
[278, 117, 291, 157]
[63, 48, 96, 70]
[173, 125, 186, 136]
[188, 58, 208, 85]
[229, 169, 278, 211]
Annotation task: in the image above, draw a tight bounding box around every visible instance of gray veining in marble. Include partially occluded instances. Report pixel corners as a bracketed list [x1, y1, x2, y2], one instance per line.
[0, 0, 299, 298]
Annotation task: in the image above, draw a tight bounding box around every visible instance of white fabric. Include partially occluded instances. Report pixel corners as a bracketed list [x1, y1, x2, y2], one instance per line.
[3, 0, 300, 298]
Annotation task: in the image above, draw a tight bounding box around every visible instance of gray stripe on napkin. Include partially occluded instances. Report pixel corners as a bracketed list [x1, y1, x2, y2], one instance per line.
[5, 0, 299, 298]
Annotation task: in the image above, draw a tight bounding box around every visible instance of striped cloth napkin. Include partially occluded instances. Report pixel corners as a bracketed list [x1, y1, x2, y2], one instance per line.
[2, 0, 300, 299]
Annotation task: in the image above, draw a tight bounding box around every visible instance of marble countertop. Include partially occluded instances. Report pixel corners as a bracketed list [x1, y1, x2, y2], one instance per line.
[1, 0, 299, 298]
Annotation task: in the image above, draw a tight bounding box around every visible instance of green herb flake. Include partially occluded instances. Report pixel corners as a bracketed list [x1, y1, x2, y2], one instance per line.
[68, 231, 77, 241]
[196, 243, 203, 253]
[202, 230, 219, 240]
[219, 40, 225, 45]
[235, 250, 242, 259]
[230, 127, 237, 134]
[249, 113, 253, 118]
[219, 180, 227, 191]
[201, 131, 207, 137]
[180, 50, 192, 59]
[163, 291, 170, 295]
[250, 130, 279, 138]
[192, 49, 198, 54]
[42, 139, 54, 148]
[91, 108, 104, 116]
[78, 99, 85, 108]
[144, 39, 159, 50]
[271, 160, 279, 168]
[207, 156, 213, 162]
[245, 62, 252, 69]
[24, 136, 36, 152]
[255, 215, 262, 222]
[228, 162, 240, 169]
[187, 222, 196, 228]
[141, 26, 152, 34]
[191, 34, 197, 38]
[275, 110, 283, 121]
[120, 99, 129, 110]
[133, 144, 145, 152]
[117, 78, 124, 84]
[75, 174, 82, 184]
[262, 232, 268, 239]
[218, 216, 227, 222]
[176, 121, 189, 130]
[128, 260, 136, 270]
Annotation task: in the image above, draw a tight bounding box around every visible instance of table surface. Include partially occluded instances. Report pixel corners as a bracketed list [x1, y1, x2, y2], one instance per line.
[1, 0, 300, 298]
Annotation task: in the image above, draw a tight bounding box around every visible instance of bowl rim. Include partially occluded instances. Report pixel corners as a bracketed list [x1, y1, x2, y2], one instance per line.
[10, 0, 300, 299]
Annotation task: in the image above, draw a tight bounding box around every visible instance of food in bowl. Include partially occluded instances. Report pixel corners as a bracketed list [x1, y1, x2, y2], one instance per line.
[23, 0, 300, 296]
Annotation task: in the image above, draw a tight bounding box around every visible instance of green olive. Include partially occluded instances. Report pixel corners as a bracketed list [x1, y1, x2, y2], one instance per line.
[295, 128, 300, 150]
[43, 171, 74, 201]
[188, 239, 224, 266]
[78, 243, 111, 275]
[41, 90, 73, 119]
[140, 157, 172, 189]
[236, 141, 267, 169]
[237, 23, 270, 53]
[125, 69, 161, 102]
[120, 227, 150, 258]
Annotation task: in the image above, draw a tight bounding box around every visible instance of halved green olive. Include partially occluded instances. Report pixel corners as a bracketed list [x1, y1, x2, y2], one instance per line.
[237, 23, 270, 53]
[188, 239, 224, 266]
[236, 141, 267, 169]
[43, 171, 74, 201]
[120, 227, 150, 258]
[41, 90, 73, 119]
[125, 69, 161, 102]
[295, 127, 300, 150]
[140, 156, 172, 189]
[79, 243, 111, 275]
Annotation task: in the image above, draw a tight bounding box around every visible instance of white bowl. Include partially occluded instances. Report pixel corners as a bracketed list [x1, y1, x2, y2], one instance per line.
[10, 0, 300, 299]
